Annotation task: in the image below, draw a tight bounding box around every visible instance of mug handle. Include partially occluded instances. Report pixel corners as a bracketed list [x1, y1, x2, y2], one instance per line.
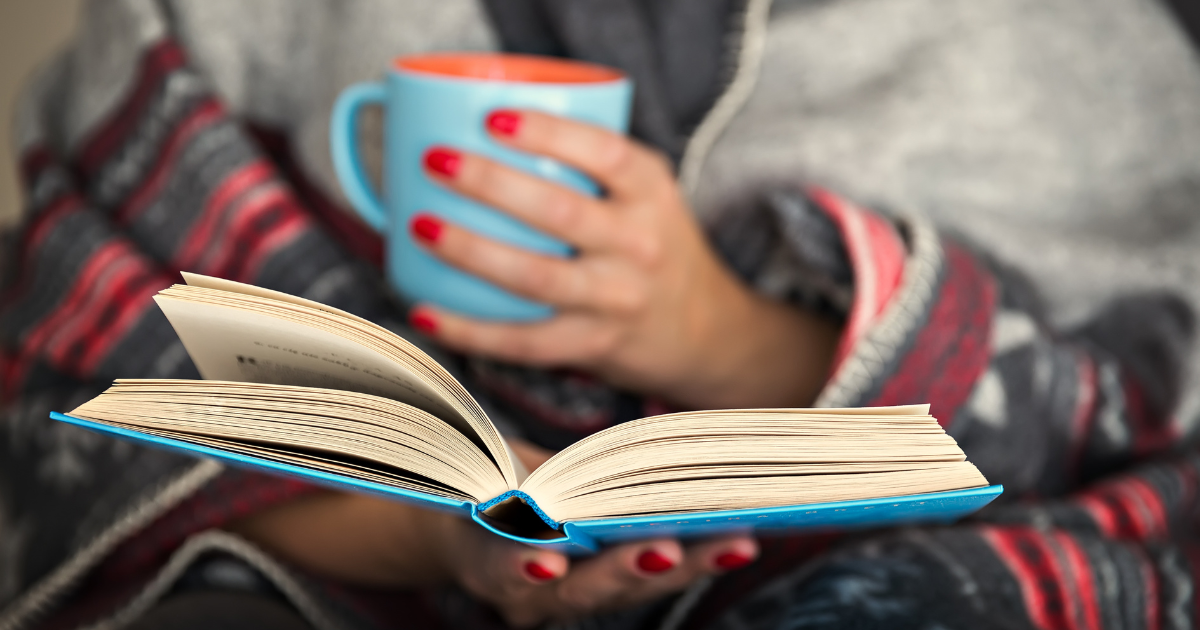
[330, 82, 388, 232]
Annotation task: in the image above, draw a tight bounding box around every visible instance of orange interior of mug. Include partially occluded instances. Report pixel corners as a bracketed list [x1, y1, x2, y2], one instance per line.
[394, 53, 624, 84]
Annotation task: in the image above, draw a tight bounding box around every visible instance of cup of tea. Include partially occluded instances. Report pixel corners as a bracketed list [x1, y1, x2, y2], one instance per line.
[330, 53, 633, 321]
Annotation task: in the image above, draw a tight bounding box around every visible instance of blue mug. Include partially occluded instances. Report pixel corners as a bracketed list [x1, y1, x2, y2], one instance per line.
[330, 53, 633, 320]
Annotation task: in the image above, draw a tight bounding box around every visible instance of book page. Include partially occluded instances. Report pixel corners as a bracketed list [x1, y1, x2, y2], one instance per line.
[156, 278, 521, 490]
[517, 408, 988, 523]
[183, 272, 363, 318]
[69, 380, 512, 502]
[157, 296, 460, 421]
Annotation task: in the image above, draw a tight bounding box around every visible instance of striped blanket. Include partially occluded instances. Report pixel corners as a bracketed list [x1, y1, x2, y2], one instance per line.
[2, 1, 1199, 628]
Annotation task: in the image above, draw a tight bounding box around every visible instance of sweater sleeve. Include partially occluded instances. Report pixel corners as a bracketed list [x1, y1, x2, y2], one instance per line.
[710, 187, 1195, 498]
[0, 22, 389, 615]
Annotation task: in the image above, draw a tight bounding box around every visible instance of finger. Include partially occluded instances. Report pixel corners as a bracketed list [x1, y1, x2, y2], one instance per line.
[410, 212, 593, 308]
[514, 548, 570, 585]
[681, 535, 760, 574]
[408, 305, 615, 367]
[547, 539, 691, 617]
[423, 146, 618, 252]
[483, 109, 673, 201]
[496, 548, 569, 627]
[470, 535, 569, 594]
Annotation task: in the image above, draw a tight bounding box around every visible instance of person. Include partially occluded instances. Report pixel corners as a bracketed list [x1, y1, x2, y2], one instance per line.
[2, 1, 1199, 629]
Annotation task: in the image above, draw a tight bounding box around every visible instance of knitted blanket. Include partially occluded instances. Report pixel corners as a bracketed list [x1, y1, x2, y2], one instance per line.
[2, 1, 1199, 629]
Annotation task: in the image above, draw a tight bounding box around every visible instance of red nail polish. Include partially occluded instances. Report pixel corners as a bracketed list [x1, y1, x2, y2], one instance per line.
[409, 310, 438, 335]
[410, 214, 443, 244]
[715, 553, 753, 570]
[486, 110, 522, 136]
[424, 147, 461, 177]
[525, 561, 555, 581]
[637, 550, 675, 573]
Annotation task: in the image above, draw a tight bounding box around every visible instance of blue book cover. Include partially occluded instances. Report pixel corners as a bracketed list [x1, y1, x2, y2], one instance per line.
[53, 275, 1003, 554]
[53, 412, 1000, 554]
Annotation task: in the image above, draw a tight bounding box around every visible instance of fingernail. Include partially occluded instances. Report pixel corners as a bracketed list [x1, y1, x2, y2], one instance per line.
[410, 214, 443, 244]
[636, 550, 675, 573]
[715, 552, 753, 571]
[424, 147, 461, 178]
[486, 110, 522, 136]
[409, 310, 438, 335]
[524, 561, 556, 581]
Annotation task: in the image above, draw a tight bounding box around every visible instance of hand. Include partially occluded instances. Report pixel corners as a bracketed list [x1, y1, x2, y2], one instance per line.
[229, 438, 758, 628]
[440, 438, 759, 626]
[432, 509, 758, 628]
[408, 109, 839, 409]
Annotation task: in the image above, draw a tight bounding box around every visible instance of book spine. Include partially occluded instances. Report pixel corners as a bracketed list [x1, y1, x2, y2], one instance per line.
[468, 505, 601, 554]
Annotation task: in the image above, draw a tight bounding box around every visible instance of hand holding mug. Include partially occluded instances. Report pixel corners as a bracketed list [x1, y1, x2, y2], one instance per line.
[331, 52, 836, 409]
[408, 111, 839, 410]
[332, 53, 631, 321]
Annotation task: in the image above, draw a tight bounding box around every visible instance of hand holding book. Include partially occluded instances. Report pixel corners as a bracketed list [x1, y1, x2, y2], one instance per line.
[229, 447, 759, 628]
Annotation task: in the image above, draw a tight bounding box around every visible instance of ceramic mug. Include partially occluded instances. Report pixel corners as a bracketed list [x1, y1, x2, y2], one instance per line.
[330, 53, 633, 321]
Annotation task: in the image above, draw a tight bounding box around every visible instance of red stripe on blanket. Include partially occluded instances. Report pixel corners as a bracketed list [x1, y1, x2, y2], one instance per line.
[1105, 483, 1151, 539]
[1133, 545, 1162, 630]
[72, 269, 168, 373]
[1053, 530, 1101, 630]
[24, 194, 85, 258]
[1112, 477, 1170, 540]
[0, 194, 83, 312]
[1130, 477, 1170, 539]
[171, 160, 275, 272]
[44, 257, 156, 372]
[1073, 476, 1170, 542]
[0, 348, 24, 403]
[203, 187, 309, 281]
[1067, 351, 1098, 479]
[77, 40, 187, 175]
[1124, 376, 1179, 457]
[982, 526, 1072, 630]
[1074, 493, 1120, 538]
[18, 240, 170, 380]
[115, 98, 224, 224]
[167, 154, 311, 284]
[234, 200, 310, 281]
[17, 242, 127, 357]
[247, 124, 385, 267]
[807, 187, 906, 372]
[868, 244, 996, 426]
[5, 239, 129, 393]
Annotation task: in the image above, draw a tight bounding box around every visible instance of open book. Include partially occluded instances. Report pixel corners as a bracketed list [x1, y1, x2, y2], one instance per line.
[55, 274, 1001, 553]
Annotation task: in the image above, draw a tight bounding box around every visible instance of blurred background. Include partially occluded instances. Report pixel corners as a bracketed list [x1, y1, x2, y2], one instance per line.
[0, 0, 82, 230]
